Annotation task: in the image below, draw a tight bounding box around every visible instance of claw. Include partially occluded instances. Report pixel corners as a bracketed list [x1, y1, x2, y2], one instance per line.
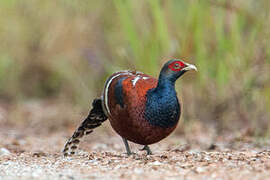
[140, 145, 152, 155]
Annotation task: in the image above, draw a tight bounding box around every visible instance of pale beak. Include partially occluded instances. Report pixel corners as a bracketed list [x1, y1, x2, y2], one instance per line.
[183, 63, 197, 71]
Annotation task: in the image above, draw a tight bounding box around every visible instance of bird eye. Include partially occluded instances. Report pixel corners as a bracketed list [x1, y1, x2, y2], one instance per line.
[174, 63, 181, 69]
[168, 61, 186, 71]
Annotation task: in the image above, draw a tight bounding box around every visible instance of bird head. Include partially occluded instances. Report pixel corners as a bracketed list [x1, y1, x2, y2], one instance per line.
[159, 59, 197, 83]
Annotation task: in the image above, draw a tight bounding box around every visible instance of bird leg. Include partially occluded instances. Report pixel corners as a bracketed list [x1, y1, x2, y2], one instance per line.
[140, 145, 152, 155]
[122, 138, 132, 155]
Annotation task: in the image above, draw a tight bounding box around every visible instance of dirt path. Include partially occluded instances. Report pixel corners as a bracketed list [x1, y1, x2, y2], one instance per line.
[0, 128, 270, 180]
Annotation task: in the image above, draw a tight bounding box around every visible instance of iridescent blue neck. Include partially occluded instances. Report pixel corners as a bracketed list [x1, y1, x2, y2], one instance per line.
[156, 67, 186, 89]
[144, 75, 180, 128]
[156, 74, 176, 90]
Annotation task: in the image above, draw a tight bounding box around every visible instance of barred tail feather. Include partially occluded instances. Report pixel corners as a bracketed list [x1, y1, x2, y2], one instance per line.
[63, 98, 107, 156]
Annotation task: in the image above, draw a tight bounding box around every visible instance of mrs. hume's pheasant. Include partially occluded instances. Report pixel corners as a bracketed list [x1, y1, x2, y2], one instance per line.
[63, 59, 197, 156]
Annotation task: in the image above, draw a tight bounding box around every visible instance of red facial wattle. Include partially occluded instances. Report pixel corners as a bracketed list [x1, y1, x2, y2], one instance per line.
[168, 61, 186, 71]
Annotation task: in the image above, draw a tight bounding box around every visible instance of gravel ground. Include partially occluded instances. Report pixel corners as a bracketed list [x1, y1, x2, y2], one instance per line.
[0, 127, 270, 180]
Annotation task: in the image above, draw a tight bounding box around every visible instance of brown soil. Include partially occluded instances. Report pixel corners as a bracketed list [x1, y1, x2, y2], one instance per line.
[0, 126, 270, 180]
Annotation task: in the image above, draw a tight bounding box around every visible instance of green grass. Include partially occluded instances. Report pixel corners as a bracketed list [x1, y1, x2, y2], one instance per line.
[0, 0, 269, 135]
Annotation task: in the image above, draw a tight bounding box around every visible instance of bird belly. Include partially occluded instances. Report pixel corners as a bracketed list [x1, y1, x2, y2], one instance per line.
[108, 109, 178, 145]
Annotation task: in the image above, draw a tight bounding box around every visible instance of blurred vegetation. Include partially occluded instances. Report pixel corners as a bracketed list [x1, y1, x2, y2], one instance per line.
[0, 0, 270, 136]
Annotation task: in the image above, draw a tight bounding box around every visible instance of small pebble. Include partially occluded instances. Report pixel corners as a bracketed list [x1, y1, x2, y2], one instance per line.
[134, 168, 144, 174]
[151, 161, 162, 166]
[195, 167, 205, 173]
[0, 148, 11, 156]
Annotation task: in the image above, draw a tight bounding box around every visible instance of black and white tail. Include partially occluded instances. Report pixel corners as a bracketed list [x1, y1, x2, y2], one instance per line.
[63, 98, 107, 156]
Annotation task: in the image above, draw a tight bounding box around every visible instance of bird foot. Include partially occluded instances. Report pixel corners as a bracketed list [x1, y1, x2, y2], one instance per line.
[140, 145, 152, 155]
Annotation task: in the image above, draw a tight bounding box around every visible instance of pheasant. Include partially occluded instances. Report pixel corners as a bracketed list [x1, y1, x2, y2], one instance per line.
[63, 59, 197, 156]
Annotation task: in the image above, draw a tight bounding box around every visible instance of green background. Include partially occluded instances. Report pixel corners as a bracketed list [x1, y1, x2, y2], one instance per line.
[0, 0, 269, 136]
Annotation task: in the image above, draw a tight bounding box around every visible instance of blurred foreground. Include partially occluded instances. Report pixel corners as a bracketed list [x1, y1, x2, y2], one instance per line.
[0, 126, 270, 179]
